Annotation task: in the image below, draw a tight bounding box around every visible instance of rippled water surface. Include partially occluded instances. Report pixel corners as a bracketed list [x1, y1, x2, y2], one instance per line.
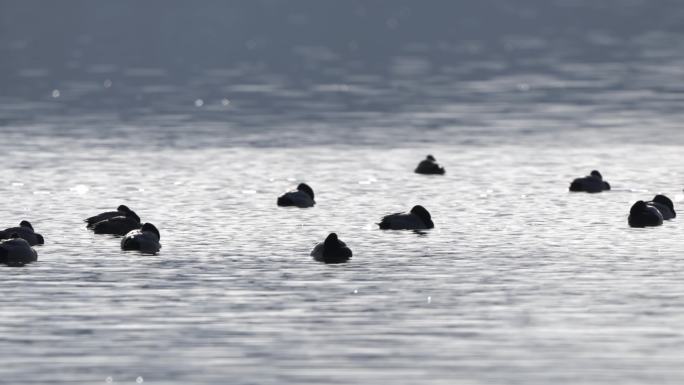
[3, 1, 684, 384]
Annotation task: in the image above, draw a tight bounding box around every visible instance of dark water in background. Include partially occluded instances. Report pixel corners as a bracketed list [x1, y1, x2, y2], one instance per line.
[3, 1, 684, 384]
[2, 0, 684, 147]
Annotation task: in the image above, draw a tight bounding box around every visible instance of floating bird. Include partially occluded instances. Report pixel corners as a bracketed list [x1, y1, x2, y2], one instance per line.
[85, 205, 138, 228]
[646, 194, 676, 220]
[92, 210, 142, 236]
[415, 155, 445, 175]
[628, 200, 663, 227]
[277, 183, 315, 208]
[0, 220, 44, 245]
[378, 205, 434, 230]
[310, 233, 352, 264]
[121, 223, 161, 254]
[0, 234, 38, 266]
[569, 170, 611, 193]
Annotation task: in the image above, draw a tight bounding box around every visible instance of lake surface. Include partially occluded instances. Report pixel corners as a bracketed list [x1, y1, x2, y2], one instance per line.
[2, 1, 684, 384]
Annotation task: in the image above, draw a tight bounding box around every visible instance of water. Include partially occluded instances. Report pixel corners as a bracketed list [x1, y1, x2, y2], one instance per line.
[2, 1, 684, 384]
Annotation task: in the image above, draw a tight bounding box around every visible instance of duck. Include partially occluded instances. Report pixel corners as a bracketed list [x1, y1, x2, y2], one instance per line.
[378, 205, 434, 230]
[92, 210, 142, 236]
[646, 194, 676, 220]
[0, 220, 44, 245]
[0, 234, 38, 266]
[85, 205, 138, 228]
[277, 183, 315, 208]
[310, 233, 352, 264]
[628, 200, 663, 227]
[569, 170, 611, 193]
[121, 223, 161, 254]
[415, 155, 445, 175]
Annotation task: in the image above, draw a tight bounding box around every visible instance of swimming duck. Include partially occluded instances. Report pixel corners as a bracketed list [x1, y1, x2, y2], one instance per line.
[646, 194, 676, 220]
[415, 155, 445, 175]
[92, 210, 142, 236]
[277, 183, 315, 208]
[378, 205, 434, 230]
[628, 200, 663, 228]
[121, 223, 161, 254]
[310, 233, 352, 264]
[86, 205, 138, 228]
[569, 170, 611, 193]
[0, 221, 44, 245]
[0, 234, 38, 266]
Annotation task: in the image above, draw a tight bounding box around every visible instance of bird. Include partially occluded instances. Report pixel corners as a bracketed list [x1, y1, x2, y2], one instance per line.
[121, 223, 161, 254]
[92, 210, 142, 236]
[628, 200, 663, 227]
[415, 155, 445, 175]
[569, 170, 611, 193]
[277, 183, 315, 208]
[646, 194, 676, 220]
[310, 233, 352, 264]
[378, 205, 434, 230]
[85, 205, 138, 228]
[0, 233, 38, 266]
[0, 220, 44, 245]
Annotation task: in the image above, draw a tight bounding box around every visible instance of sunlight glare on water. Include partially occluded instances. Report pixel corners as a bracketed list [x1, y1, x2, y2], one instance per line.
[2, 0, 684, 384]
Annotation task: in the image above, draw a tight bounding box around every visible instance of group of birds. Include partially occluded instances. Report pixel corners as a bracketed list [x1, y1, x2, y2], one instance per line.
[1, 158, 675, 267]
[569, 170, 677, 227]
[277, 155, 444, 264]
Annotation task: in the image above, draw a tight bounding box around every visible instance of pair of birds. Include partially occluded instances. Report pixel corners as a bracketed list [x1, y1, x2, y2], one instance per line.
[570, 170, 678, 228]
[275, 155, 446, 209]
[0, 221, 43, 266]
[85, 205, 161, 254]
[629, 195, 676, 227]
[310, 206, 435, 264]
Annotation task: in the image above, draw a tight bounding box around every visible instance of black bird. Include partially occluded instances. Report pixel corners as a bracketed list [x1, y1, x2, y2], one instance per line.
[86, 205, 138, 228]
[0, 233, 38, 266]
[92, 210, 142, 236]
[646, 194, 676, 220]
[277, 183, 315, 208]
[121, 223, 161, 254]
[415, 155, 445, 175]
[569, 170, 611, 193]
[379, 205, 434, 230]
[310, 233, 352, 264]
[628, 200, 663, 228]
[0, 220, 44, 245]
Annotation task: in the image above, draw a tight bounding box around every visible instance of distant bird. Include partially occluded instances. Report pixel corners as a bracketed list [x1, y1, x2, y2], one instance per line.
[646, 194, 676, 220]
[0, 221, 44, 246]
[92, 210, 142, 236]
[310, 233, 352, 264]
[628, 200, 663, 228]
[0, 234, 38, 266]
[121, 223, 161, 254]
[277, 183, 315, 208]
[569, 170, 611, 193]
[415, 155, 445, 175]
[378, 205, 434, 230]
[85, 205, 138, 228]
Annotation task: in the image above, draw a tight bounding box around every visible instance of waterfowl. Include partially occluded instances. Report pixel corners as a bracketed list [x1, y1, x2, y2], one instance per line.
[628, 200, 663, 227]
[378, 205, 434, 230]
[121, 223, 161, 254]
[415, 155, 445, 175]
[92, 210, 141, 236]
[277, 183, 315, 208]
[86, 205, 137, 228]
[647, 194, 676, 220]
[310, 233, 352, 264]
[0, 234, 38, 266]
[0, 220, 44, 245]
[569, 170, 611, 193]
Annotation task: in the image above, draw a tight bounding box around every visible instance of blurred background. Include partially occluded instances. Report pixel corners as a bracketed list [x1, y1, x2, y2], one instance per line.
[2, 0, 684, 147]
